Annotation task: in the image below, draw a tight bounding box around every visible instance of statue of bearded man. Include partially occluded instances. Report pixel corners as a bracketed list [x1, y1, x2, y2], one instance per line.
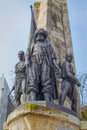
[25, 28, 59, 102]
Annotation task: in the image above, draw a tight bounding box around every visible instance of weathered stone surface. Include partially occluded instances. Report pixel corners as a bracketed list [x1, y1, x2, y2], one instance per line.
[81, 121, 87, 130]
[37, 0, 48, 29]
[37, 0, 66, 61]
[34, 2, 40, 24]
[6, 102, 81, 130]
[57, 126, 73, 130]
[3, 122, 9, 130]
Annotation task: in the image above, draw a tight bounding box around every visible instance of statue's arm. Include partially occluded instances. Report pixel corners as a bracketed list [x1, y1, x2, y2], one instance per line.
[12, 65, 17, 90]
[49, 44, 57, 59]
[65, 63, 80, 86]
[49, 44, 60, 77]
[25, 48, 31, 67]
[15, 64, 18, 73]
[49, 44, 59, 68]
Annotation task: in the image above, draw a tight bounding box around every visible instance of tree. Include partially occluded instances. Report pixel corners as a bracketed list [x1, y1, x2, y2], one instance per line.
[78, 73, 87, 107]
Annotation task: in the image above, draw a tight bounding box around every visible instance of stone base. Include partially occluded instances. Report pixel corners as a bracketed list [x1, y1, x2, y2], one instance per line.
[3, 122, 9, 130]
[81, 121, 87, 130]
[4, 101, 86, 130]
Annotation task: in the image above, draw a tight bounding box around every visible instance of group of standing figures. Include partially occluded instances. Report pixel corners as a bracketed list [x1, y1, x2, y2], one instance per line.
[13, 28, 81, 113]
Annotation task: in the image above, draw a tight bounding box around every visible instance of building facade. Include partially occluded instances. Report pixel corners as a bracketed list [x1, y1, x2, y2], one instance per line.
[0, 77, 15, 130]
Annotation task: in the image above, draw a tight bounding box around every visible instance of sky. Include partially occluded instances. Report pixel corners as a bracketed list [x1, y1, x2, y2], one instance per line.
[0, 0, 87, 88]
[67, 0, 87, 74]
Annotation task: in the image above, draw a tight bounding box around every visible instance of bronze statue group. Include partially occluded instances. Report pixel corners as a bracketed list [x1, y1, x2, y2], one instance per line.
[12, 28, 81, 113]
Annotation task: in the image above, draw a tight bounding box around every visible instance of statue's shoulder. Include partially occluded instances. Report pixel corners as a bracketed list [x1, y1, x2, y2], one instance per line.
[15, 62, 20, 68]
[62, 61, 69, 67]
[15, 62, 19, 66]
[45, 40, 51, 46]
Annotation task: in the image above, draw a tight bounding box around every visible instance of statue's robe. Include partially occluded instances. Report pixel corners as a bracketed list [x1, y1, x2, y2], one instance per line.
[26, 40, 58, 100]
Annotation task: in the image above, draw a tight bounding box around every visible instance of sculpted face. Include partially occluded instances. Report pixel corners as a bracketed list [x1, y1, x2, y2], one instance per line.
[66, 55, 73, 62]
[36, 33, 45, 42]
[18, 51, 24, 61]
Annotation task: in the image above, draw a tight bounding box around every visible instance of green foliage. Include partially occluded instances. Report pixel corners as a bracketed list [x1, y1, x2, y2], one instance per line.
[81, 106, 87, 121]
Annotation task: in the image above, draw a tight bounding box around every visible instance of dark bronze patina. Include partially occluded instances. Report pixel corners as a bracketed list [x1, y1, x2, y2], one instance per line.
[13, 51, 26, 106]
[59, 53, 81, 112]
[25, 28, 59, 102]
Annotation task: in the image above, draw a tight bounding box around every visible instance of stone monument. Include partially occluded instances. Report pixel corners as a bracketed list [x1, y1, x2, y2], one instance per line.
[34, 0, 80, 114]
[3, 0, 87, 130]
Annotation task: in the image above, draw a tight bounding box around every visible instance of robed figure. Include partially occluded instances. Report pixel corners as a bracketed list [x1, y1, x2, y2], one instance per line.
[25, 28, 59, 102]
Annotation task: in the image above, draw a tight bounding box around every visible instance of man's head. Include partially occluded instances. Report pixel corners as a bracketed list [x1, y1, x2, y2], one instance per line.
[34, 28, 48, 42]
[66, 53, 73, 62]
[18, 50, 24, 61]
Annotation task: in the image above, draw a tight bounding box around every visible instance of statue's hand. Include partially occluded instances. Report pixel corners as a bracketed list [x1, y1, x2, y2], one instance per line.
[77, 80, 81, 87]
[52, 59, 60, 78]
[59, 61, 63, 68]
[55, 69, 61, 78]
[53, 59, 59, 69]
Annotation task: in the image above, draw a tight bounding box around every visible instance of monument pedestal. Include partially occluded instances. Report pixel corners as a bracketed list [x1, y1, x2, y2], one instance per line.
[5, 101, 81, 130]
